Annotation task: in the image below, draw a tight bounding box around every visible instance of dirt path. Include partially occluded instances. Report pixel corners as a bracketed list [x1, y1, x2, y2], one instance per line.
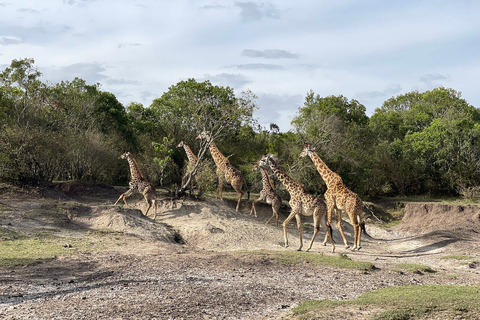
[0, 184, 479, 319]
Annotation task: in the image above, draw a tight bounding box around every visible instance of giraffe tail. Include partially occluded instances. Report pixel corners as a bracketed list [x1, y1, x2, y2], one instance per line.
[360, 221, 372, 239]
[328, 224, 334, 243]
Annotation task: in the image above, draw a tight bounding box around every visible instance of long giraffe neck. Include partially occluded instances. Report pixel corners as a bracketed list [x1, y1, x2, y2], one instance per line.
[182, 143, 198, 165]
[260, 166, 275, 190]
[308, 151, 342, 188]
[208, 141, 229, 168]
[267, 158, 302, 194]
[126, 155, 144, 181]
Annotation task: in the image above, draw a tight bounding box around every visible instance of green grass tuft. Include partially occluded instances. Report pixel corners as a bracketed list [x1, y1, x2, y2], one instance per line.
[441, 255, 473, 261]
[0, 227, 27, 241]
[293, 285, 480, 319]
[238, 250, 376, 271]
[0, 237, 104, 267]
[394, 263, 436, 274]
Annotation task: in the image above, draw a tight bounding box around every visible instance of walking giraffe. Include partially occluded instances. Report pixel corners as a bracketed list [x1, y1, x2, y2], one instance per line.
[251, 160, 282, 226]
[300, 144, 365, 250]
[258, 154, 334, 252]
[114, 152, 158, 219]
[196, 131, 244, 212]
[177, 141, 201, 195]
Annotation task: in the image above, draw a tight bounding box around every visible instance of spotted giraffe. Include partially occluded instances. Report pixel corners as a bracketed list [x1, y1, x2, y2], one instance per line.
[177, 141, 201, 195]
[251, 160, 282, 226]
[196, 131, 244, 212]
[300, 144, 365, 250]
[114, 152, 158, 219]
[258, 154, 334, 252]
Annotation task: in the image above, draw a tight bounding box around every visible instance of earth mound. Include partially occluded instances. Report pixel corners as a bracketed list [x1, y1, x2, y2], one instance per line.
[395, 203, 480, 235]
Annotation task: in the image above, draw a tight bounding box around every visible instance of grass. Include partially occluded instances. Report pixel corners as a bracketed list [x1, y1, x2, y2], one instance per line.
[0, 232, 107, 268]
[441, 255, 473, 261]
[293, 284, 480, 320]
[0, 227, 27, 241]
[237, 250, 376, 271]
[394, 263, 436, 274]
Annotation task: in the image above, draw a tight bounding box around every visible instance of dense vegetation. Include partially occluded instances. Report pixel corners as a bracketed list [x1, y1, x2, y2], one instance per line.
[1, 58, 479, 199]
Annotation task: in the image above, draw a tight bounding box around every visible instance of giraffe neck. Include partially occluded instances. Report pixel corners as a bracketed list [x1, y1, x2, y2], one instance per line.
[183, 143, 198, 165]
[208, 141, 228, 168]
[308, 151, 342, 188]
[260, 166, 275, 190]
[267, 158, 301, 194]
[126, 155, 144, 181]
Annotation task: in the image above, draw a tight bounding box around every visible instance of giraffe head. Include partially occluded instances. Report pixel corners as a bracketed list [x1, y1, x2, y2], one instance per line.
[257, 153, 273, 168]
[253, 157, 268, 171]
[176, 141, 185, 148]
[195, 130, 211, 142]
[119, 152, 131, 160]
[299, 144, 315, 158]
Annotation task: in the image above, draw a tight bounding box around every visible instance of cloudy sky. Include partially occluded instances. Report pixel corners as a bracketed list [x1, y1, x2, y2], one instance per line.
[1, 1, 479, 131]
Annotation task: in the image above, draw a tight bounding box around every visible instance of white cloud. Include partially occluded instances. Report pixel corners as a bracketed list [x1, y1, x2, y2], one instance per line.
[242, 49, 299, 59]
[0, 36, 22, 45]
[200, 73, 252, 88]
[234, 1, 280, 22]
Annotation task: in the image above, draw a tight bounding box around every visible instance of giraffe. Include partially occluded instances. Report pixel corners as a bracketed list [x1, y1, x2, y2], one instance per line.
[176, 141, 201, 195]
[300, 144, 365, 250]
[114, 152, 158, 219]
[250, 160, 282, 226]
[195, 131, 244, 212]
[258, 154, 334, 252]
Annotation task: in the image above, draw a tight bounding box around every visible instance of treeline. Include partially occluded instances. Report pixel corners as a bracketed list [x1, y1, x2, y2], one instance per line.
[1, 58, 479, 198]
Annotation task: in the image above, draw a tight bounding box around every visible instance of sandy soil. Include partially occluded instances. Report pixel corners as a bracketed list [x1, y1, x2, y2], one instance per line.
[0, 183, 479, 319]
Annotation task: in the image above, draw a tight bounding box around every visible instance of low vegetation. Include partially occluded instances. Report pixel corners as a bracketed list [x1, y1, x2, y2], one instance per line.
[0, 229, 109, 267]
[393, 263, 436, 274]
[293, 285, 480, 320]
[238, 250, 376, 271]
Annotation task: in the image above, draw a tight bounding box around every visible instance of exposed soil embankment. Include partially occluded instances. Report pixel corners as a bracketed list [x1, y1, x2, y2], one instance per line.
[397, 203, 480, 234]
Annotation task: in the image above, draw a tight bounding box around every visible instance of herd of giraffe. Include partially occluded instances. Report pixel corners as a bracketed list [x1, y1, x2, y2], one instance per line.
[115, 131, 366, 253]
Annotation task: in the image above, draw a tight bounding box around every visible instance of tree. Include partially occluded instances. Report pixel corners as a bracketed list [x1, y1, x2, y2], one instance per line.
[150, 79, 257, 196]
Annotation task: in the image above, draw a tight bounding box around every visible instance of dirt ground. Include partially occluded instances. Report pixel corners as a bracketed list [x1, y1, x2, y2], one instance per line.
[0, 183, 479, 319]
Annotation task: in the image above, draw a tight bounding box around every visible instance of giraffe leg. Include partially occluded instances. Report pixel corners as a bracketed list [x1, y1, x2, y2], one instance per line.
[282, 209, 298, 249]
[322, 197, 336, 246]
[266, 202, 279, 226]
[321, 213, 335, 253]
[152, 199, 157, 220]
[335, 209, 350, 249]
[306, 208, 321, 252]
[295, 214, 303, 251]
[114, 189, 133, 206]
[144, 199, 152, 217]
[233, 181, 244, 212]
[217, 176, 224, 200]
[250, 198, 262, 217]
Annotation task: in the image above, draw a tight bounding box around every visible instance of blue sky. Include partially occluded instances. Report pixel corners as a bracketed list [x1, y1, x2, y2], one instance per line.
[1, 0, 479, 131]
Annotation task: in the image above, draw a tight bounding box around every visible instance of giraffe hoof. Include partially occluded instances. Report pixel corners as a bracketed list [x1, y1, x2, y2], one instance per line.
[345, 245, 351, 249]
[296, 248, 302, 252]
[322, 242, 327, 246]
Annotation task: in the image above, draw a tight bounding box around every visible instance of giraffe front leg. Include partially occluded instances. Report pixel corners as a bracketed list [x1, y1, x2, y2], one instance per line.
[295, 214, 303, 251]
[250, 198, 261, 217]
[217, 176, 224, 200]
[282, 210, 298, 249]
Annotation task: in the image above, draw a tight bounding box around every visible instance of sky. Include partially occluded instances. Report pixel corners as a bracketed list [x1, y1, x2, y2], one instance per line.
[1, 0, 480, 131]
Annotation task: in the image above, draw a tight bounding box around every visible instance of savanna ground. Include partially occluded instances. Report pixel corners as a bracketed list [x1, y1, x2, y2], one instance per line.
[0, 183, 479, 320]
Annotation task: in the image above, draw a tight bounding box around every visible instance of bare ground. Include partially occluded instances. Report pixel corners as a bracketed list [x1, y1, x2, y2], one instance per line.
[0, 183, 479, 319]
